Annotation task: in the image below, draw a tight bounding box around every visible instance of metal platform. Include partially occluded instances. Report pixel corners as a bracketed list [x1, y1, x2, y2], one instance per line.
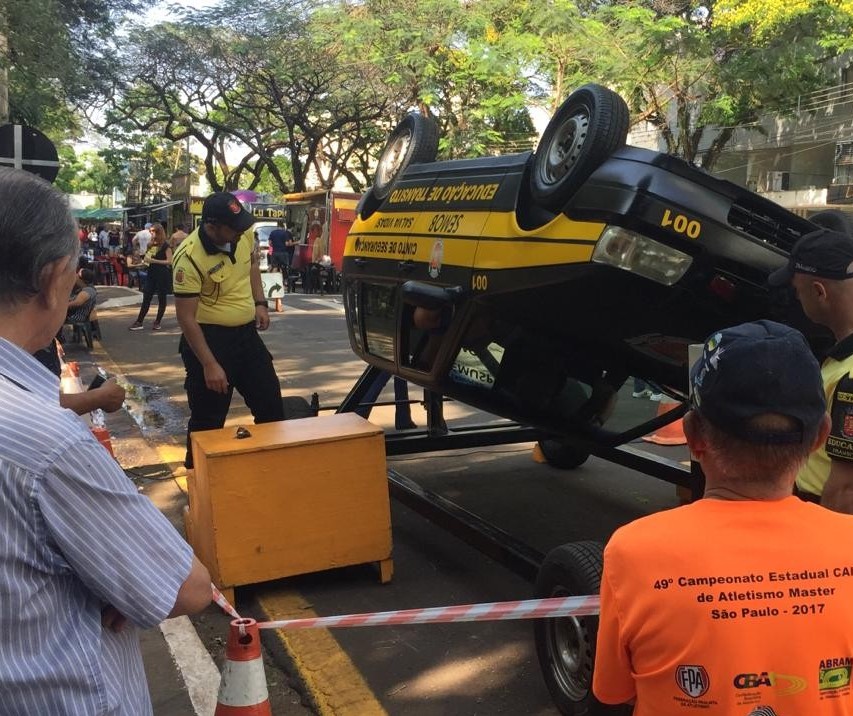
[338, 364, 701, 581]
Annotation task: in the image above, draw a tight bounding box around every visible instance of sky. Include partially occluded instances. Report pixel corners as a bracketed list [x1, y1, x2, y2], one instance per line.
[142, 0, 220, 25]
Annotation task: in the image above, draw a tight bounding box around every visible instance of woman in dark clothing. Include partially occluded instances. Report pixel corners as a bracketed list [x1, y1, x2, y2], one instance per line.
[129, 223, 172, 331]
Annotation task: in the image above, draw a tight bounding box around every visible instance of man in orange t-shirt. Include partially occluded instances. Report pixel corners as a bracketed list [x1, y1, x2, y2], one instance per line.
[594, 320, 853, 714]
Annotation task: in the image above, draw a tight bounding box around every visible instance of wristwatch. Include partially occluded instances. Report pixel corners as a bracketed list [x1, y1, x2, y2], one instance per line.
[254, 300, 268, 307]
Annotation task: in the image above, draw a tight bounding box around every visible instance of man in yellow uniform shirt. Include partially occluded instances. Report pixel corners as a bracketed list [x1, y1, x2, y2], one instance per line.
[172, 192, 284, 469]
[769, 226, 853, 512]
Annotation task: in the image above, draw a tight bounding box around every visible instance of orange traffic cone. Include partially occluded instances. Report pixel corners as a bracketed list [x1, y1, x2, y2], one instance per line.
[91, 426, 115, 457]
[215, 618, 272, 716]
[641, 398, 686, 446]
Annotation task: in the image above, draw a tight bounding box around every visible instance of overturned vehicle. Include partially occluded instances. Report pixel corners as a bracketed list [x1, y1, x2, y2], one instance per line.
[340, 83, 837, 715]
[342, 84, 831, 456]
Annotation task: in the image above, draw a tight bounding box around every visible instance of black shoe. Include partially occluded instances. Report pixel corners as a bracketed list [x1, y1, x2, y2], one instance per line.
[395, 420, 417, 431]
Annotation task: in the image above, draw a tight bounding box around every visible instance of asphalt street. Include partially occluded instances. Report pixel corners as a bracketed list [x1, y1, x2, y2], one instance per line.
[68, 285, 685, 715]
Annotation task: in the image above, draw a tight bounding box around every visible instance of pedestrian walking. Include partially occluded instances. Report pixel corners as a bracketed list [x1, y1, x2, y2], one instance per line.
[129, 222, 172, 331]
[0, 166, 210, 714]
[172, 191, 284, 469]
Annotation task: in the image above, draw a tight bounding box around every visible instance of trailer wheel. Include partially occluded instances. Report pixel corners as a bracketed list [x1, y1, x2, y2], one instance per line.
[373, 113, 440, 201]
[537, 438, 589, 470]
[531, 84, 629, 212]
[534, 542, 629, 716]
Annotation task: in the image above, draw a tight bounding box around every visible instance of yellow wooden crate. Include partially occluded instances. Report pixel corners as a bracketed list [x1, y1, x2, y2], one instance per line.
[184, 413, 393, 603]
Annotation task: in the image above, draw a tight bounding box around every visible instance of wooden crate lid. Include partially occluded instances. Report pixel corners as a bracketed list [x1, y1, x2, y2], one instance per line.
[191, 413, 383, 457]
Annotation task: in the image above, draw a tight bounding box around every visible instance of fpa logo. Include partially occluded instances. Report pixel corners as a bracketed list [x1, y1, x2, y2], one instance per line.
[675, 664, 709, 698]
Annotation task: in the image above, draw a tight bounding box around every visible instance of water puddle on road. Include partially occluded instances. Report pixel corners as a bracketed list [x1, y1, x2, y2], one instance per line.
[119, 377, 186, 440]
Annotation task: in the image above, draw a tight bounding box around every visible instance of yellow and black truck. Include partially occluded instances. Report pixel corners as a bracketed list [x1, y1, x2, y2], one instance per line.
[342, 84, 828, 446]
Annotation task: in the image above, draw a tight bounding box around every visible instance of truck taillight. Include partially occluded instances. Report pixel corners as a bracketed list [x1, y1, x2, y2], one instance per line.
[592, 226, 693, 286]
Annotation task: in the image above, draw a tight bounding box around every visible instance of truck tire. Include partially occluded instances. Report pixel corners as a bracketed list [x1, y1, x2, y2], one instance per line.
[531, 84, 629, 212]
[533, 542, 630, 716]
[373, 113, 440, 201]
[537, 438, 590, 470]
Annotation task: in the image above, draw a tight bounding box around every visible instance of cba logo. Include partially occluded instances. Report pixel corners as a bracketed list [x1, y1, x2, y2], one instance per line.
[733, 672, 806, 696]
[819, 665, 852, 691]
[734, 673, 773, 689]
[676, 665, 709, 698]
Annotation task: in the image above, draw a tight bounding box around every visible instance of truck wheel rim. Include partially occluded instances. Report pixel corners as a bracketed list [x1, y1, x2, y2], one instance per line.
[377, 131, 412, 187]
[546, 589, 593, 700]
[541, 112, 589, 186]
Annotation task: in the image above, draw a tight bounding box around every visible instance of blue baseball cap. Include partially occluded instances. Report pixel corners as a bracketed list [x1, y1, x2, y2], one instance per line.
[689, 320, 825, 444]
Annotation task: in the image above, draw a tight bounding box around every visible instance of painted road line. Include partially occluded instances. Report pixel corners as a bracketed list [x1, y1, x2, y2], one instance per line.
[160, 617, 221, 716]
[258, 591, 387, 715]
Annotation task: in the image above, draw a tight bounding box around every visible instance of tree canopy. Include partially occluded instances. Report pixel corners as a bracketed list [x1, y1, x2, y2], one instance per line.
[1, 0, 154, 133]
[6, 0, 853, 195]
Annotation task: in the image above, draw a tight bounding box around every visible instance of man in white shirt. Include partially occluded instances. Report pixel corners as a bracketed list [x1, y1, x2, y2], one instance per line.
[134, 222, 152, 255]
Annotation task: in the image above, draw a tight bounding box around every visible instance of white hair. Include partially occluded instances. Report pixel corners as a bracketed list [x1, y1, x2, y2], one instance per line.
[0, 168, 79, 305]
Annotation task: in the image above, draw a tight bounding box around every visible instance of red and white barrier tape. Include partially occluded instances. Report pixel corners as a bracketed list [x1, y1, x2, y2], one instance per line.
[212, 585, 241, 619]
[210, 584, 600, 631]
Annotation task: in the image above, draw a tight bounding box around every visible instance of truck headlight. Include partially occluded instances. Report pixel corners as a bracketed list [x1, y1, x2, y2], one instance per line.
[592, 226, 693, 286]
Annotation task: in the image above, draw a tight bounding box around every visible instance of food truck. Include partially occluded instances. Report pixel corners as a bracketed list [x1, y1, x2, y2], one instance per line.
[190, 190, 361, 290]
[277, 190, 362, 273]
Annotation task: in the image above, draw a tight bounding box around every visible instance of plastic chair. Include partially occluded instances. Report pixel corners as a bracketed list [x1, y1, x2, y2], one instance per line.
[66, 309, 100, 350]
[109, 257, 126, 286]
[94, 258, 116, 286]
[70, 321, 94, 349]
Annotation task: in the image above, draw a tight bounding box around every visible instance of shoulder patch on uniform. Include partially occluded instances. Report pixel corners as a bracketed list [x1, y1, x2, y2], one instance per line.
[175, 268, 185, 284]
